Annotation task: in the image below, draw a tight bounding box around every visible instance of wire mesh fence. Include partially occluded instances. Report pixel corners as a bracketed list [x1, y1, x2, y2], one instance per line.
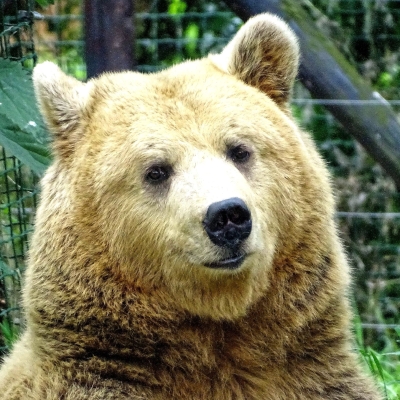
[0, 0, 36, 65]
[0, 0, 399, 383]
[0, 0, 40, 352]
[0, 148, 37, 353]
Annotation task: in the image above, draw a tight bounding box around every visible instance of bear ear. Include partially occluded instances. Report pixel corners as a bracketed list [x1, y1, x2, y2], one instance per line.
[33, 61, 92, 159]
[210, 13, 299, 106]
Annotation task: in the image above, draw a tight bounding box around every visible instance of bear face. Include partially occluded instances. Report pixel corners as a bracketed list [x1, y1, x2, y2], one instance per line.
[30, 14, 337, 322]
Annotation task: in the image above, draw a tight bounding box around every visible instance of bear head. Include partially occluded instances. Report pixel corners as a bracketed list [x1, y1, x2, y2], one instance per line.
[31, 14, 339, 321]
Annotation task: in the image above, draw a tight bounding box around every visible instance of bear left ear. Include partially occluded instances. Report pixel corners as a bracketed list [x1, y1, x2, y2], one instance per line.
[210, 13, 299, 106]
[33, 61, 92, 160]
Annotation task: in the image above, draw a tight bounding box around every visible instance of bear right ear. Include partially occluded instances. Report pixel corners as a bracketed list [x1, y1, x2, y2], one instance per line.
[33, 61, 92, 159]
[210, 13, 299, 106]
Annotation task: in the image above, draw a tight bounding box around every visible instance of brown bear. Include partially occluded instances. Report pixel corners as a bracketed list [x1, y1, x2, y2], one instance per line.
[0, 13, 382, 400]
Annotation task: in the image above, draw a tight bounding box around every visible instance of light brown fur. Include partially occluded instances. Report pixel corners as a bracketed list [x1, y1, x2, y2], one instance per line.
[0, 14, 381, 399]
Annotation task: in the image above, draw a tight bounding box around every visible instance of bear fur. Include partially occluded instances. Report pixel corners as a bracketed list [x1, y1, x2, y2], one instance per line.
[0, 13, 381, 400]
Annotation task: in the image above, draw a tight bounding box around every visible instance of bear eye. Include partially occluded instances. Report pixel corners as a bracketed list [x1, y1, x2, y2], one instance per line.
[228, 145, 251, 164]
[145, 165, 171, 184]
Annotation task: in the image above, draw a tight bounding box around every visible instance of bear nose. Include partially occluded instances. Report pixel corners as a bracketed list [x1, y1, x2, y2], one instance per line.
[203, 197, 252, 249]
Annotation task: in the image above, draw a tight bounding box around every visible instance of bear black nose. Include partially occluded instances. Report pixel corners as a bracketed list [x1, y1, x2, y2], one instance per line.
[203, 197, 252, 249]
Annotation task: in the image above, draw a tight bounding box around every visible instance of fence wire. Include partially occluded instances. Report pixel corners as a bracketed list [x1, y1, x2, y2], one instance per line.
[0, 0, 39, 352]
[1, 0, 399, 360]
[0, 0, 36, 65]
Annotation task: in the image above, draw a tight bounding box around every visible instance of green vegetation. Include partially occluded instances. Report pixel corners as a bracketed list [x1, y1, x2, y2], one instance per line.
[35, 0, 54, 6]
[0, 59, 50, 174]
[0, 319, 19, 351]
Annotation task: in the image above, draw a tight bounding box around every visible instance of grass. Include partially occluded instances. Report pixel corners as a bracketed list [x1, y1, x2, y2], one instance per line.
[362, 346, 400, 399]
[355, 313, 400, 399]
[0, 318, 19, 353]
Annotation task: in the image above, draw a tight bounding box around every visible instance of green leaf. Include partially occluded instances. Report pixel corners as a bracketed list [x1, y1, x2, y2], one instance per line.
[0, 115, 50, 175]
[0, 59, 51, 174]
[0, 59, 47, 142]
[368, 348, 386, 382]
[352, 306, 364, 348]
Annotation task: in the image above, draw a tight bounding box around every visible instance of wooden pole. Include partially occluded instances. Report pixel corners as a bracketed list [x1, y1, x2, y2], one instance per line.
[84, 0, 135, 79]
[224, 0, 400, 190]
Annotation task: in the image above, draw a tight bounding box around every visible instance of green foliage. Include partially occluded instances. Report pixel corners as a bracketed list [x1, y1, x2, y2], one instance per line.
[135, 0, 240, 71]
[36, 0, 85, 79]
[0, 261, 22, 355]
[0, 319, 18, 351]
[35, 0, 54, 6]
[184, 22, 199, 57]
[355, 312, 400, 399]
[0, 59, 51, 175]
[309, 0, 400, 98]
[360, 346, 400, 399]
[168, 0, 187, 14]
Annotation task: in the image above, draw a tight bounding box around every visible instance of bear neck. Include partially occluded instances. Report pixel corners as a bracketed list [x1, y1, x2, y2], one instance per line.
[25, 242, 351, 389]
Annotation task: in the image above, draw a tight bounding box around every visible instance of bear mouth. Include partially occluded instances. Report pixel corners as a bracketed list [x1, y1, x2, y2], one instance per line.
[205, 253, 246, 270]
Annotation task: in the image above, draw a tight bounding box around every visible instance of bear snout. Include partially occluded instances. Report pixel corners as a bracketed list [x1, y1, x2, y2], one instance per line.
[203, 197, 252, 251]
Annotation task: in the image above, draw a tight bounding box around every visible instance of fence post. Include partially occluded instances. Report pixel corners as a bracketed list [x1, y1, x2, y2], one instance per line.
[84, 0, 135, 79]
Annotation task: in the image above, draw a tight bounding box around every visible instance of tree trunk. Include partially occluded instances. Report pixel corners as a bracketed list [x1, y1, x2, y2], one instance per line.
[84, 0, 135, 79]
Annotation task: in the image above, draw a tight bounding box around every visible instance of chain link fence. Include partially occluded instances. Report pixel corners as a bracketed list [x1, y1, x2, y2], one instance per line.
[1, 0, 399, 388]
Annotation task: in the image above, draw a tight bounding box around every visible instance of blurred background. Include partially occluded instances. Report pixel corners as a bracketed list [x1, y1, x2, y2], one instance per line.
[0, 0, 399, 397]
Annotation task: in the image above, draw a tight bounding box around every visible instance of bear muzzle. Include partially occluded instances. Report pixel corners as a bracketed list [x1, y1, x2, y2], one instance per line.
[203, 197, 252, 269]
